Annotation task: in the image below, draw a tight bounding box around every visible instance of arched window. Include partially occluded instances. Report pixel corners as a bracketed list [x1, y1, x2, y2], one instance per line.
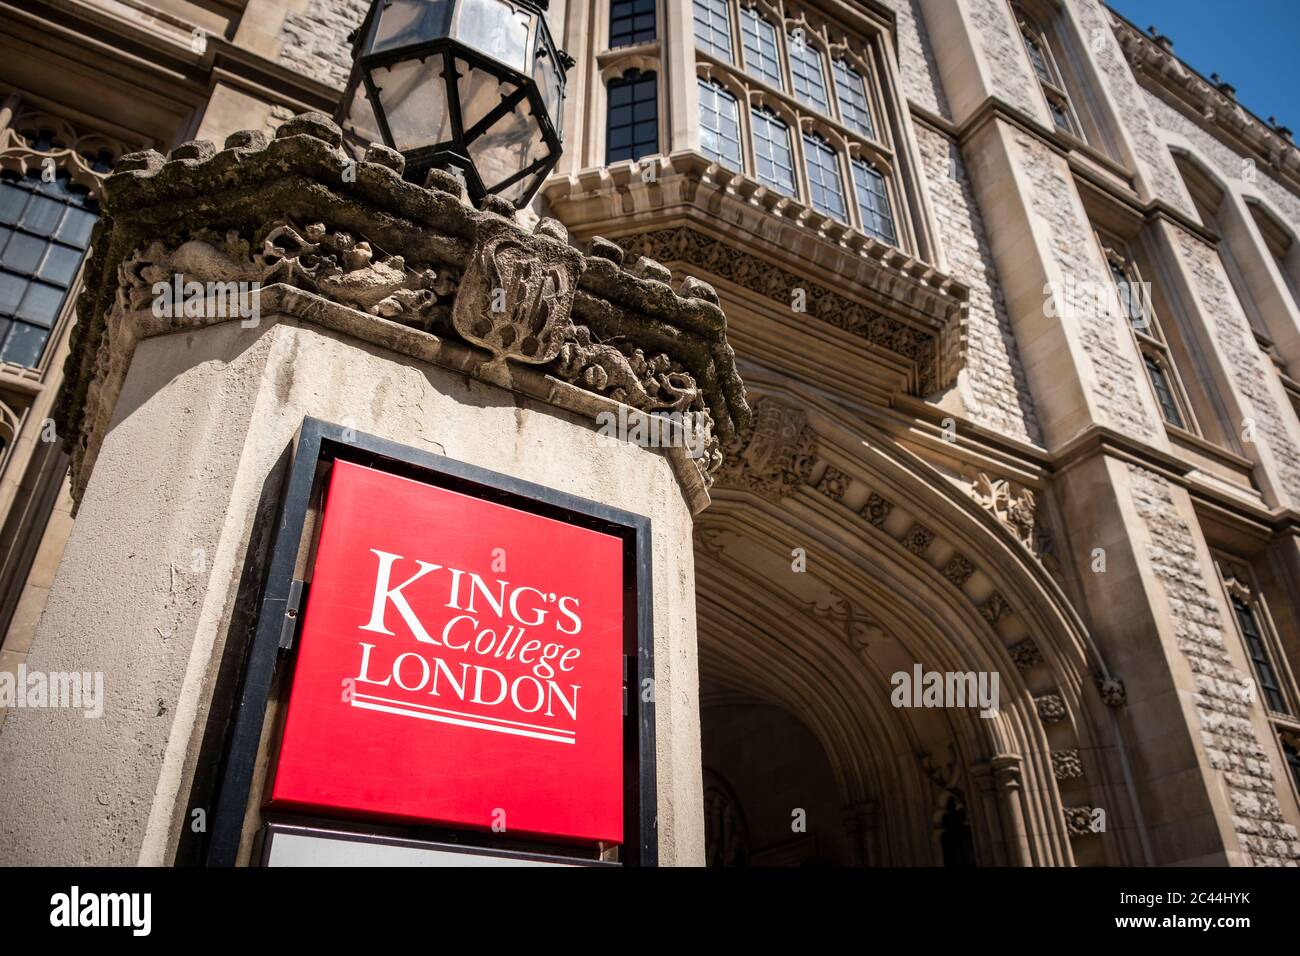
[693, 0, 733, 62]
[697, 79, 742, 169]
[740, 7, 783, 90]
[750, 107, 796, 196]
[788, 31, 829, 114]
[1014, 5, 1080, 137]
[605, 69, 658, 163]
[0, 169, 98, 368]
[832, 58, 875, 140]
[609, 0, 655, 48]
[1101, 240, 1195, 431]
[851, 157, 896, 245]
[802, 133, 846, 221]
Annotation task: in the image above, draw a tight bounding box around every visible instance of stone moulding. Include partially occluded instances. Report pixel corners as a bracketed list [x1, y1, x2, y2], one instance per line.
[615, 224, 960, 397]
[57, 112, 750, 505]
[543, 151, 969, 398]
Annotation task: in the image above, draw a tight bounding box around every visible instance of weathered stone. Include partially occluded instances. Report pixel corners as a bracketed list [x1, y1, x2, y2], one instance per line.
[168, 140, 215, 162]
[629, 255, 672, 284]
[56, 111, 750, 507]
[274, 110, 342, 147]
[679, 276, 719, 305]
[224, 130, 269, 151]
[589, 236, 625, 265]
[479, 195, 516, 218]
[423, 167, 466, 199]
[113, 150, 164, 174]
[363, 143, 405, 175]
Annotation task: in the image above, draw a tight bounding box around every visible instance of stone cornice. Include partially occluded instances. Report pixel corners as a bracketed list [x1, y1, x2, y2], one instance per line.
[59, 112, 750, 503]
[542, 150, 968, 395]
[1108, 10, 1300, 191]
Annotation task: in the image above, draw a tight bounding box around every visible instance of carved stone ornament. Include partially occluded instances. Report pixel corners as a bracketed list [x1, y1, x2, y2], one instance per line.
[1096, 675, 1127, 708]
[1051, 749, 1083, 781]
[861, 492, 894, 527]
[801, 590, 885, 657]
[451, 215, 583, 368]
[942, 553, 975, 587]
[716, 395, 816, 501]
[1008, 637, 1044, 671]
[57, 112, 750, 504]
[970, 472, 1054, 564]
[980, 591, 1011, 627]
[117, 222, 458, 329]
[1063, 806, 1095, 837]
[816, 464, 850, 501]
[1035, 693, 1068, 723]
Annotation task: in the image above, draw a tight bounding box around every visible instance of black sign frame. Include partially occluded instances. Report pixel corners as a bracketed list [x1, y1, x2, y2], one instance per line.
[202, 417, 657, 866]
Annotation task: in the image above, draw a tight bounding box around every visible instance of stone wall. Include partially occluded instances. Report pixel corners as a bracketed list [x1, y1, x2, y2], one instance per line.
[277, 0, 370, 90]
[1146, 91, 1300, 234]
[916, 123, 1041, 444]
[1173, 230, 1300, 505]
[1015, 134, 1156, 441]
[1127, 464, 1300, 866]
[967, 0, 1040, 118]
[1068, 0, 1193, 215]
[877, 0, 950, 120]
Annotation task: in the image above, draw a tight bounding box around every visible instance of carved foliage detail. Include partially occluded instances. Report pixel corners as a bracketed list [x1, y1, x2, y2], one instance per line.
[118, 221, 457, 329]
[970, 472, 1053, 563]
[942, 553, 976, 587]
[1035, 693, 1067, 723]
[1052, 749, 1083, 780]
[1008, 637, 1044, 671]
[861, 492, 894, 527]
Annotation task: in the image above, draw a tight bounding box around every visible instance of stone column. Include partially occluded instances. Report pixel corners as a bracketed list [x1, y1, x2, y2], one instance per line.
[840, 799, 883, 866]
[0, 112, 748, 866]
[989, 754, 1034, 867]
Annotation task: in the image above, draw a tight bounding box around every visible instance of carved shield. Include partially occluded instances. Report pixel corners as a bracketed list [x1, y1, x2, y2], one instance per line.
[451, 217, 583, 366]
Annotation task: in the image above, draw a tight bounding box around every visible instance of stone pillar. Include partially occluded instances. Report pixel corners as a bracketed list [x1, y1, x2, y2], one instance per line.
[989, 754, 1034, 867]
[0, 113, 748, 866]
[840, 800, 882, 867]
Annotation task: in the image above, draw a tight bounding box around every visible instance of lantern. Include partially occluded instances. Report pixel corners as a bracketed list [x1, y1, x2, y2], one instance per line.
[338, 0, 572, 208]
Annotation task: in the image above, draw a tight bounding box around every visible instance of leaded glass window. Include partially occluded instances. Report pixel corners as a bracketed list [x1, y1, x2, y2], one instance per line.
[699, 80, 743, 169]
[0, 170, 97, 368]
[751, 108, 796, 196]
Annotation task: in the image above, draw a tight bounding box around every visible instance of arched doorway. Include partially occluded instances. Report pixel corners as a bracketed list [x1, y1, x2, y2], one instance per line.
[702, 685, 849, 866]
[692, 385, 1138, 866]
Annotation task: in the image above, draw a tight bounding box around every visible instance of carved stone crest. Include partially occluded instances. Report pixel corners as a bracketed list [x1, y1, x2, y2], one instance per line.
[717, 396, 816, 501]
[451, 216, 584, 368]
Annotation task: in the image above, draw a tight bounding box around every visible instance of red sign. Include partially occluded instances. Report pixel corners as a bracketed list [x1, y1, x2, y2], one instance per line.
[268, 460, 624, 844]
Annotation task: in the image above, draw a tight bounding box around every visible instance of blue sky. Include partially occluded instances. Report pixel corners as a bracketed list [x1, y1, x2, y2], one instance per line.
[1108, 0, 1300, 130]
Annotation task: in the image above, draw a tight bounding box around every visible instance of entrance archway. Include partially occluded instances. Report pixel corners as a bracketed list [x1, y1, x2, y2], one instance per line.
[693, 382, 1139, 866]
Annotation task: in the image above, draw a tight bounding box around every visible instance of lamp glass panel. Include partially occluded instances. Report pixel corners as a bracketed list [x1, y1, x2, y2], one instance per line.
[497, 166, 546, 205]
[342, 72, 385, 146]
[456, 57, 521, 136]
[371, 56, 453, 150]
[467, 96, 544, 193]
[373, 0, 454, 53]
[456, 0, 531, 72]
[533, 44, 562, 131]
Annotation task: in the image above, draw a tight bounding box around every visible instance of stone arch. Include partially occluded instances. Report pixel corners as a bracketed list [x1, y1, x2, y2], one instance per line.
[694, 379, 1138, 865]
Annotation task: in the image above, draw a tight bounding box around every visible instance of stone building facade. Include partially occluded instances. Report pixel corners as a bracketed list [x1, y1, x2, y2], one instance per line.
[1, 0, 1299, 866]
